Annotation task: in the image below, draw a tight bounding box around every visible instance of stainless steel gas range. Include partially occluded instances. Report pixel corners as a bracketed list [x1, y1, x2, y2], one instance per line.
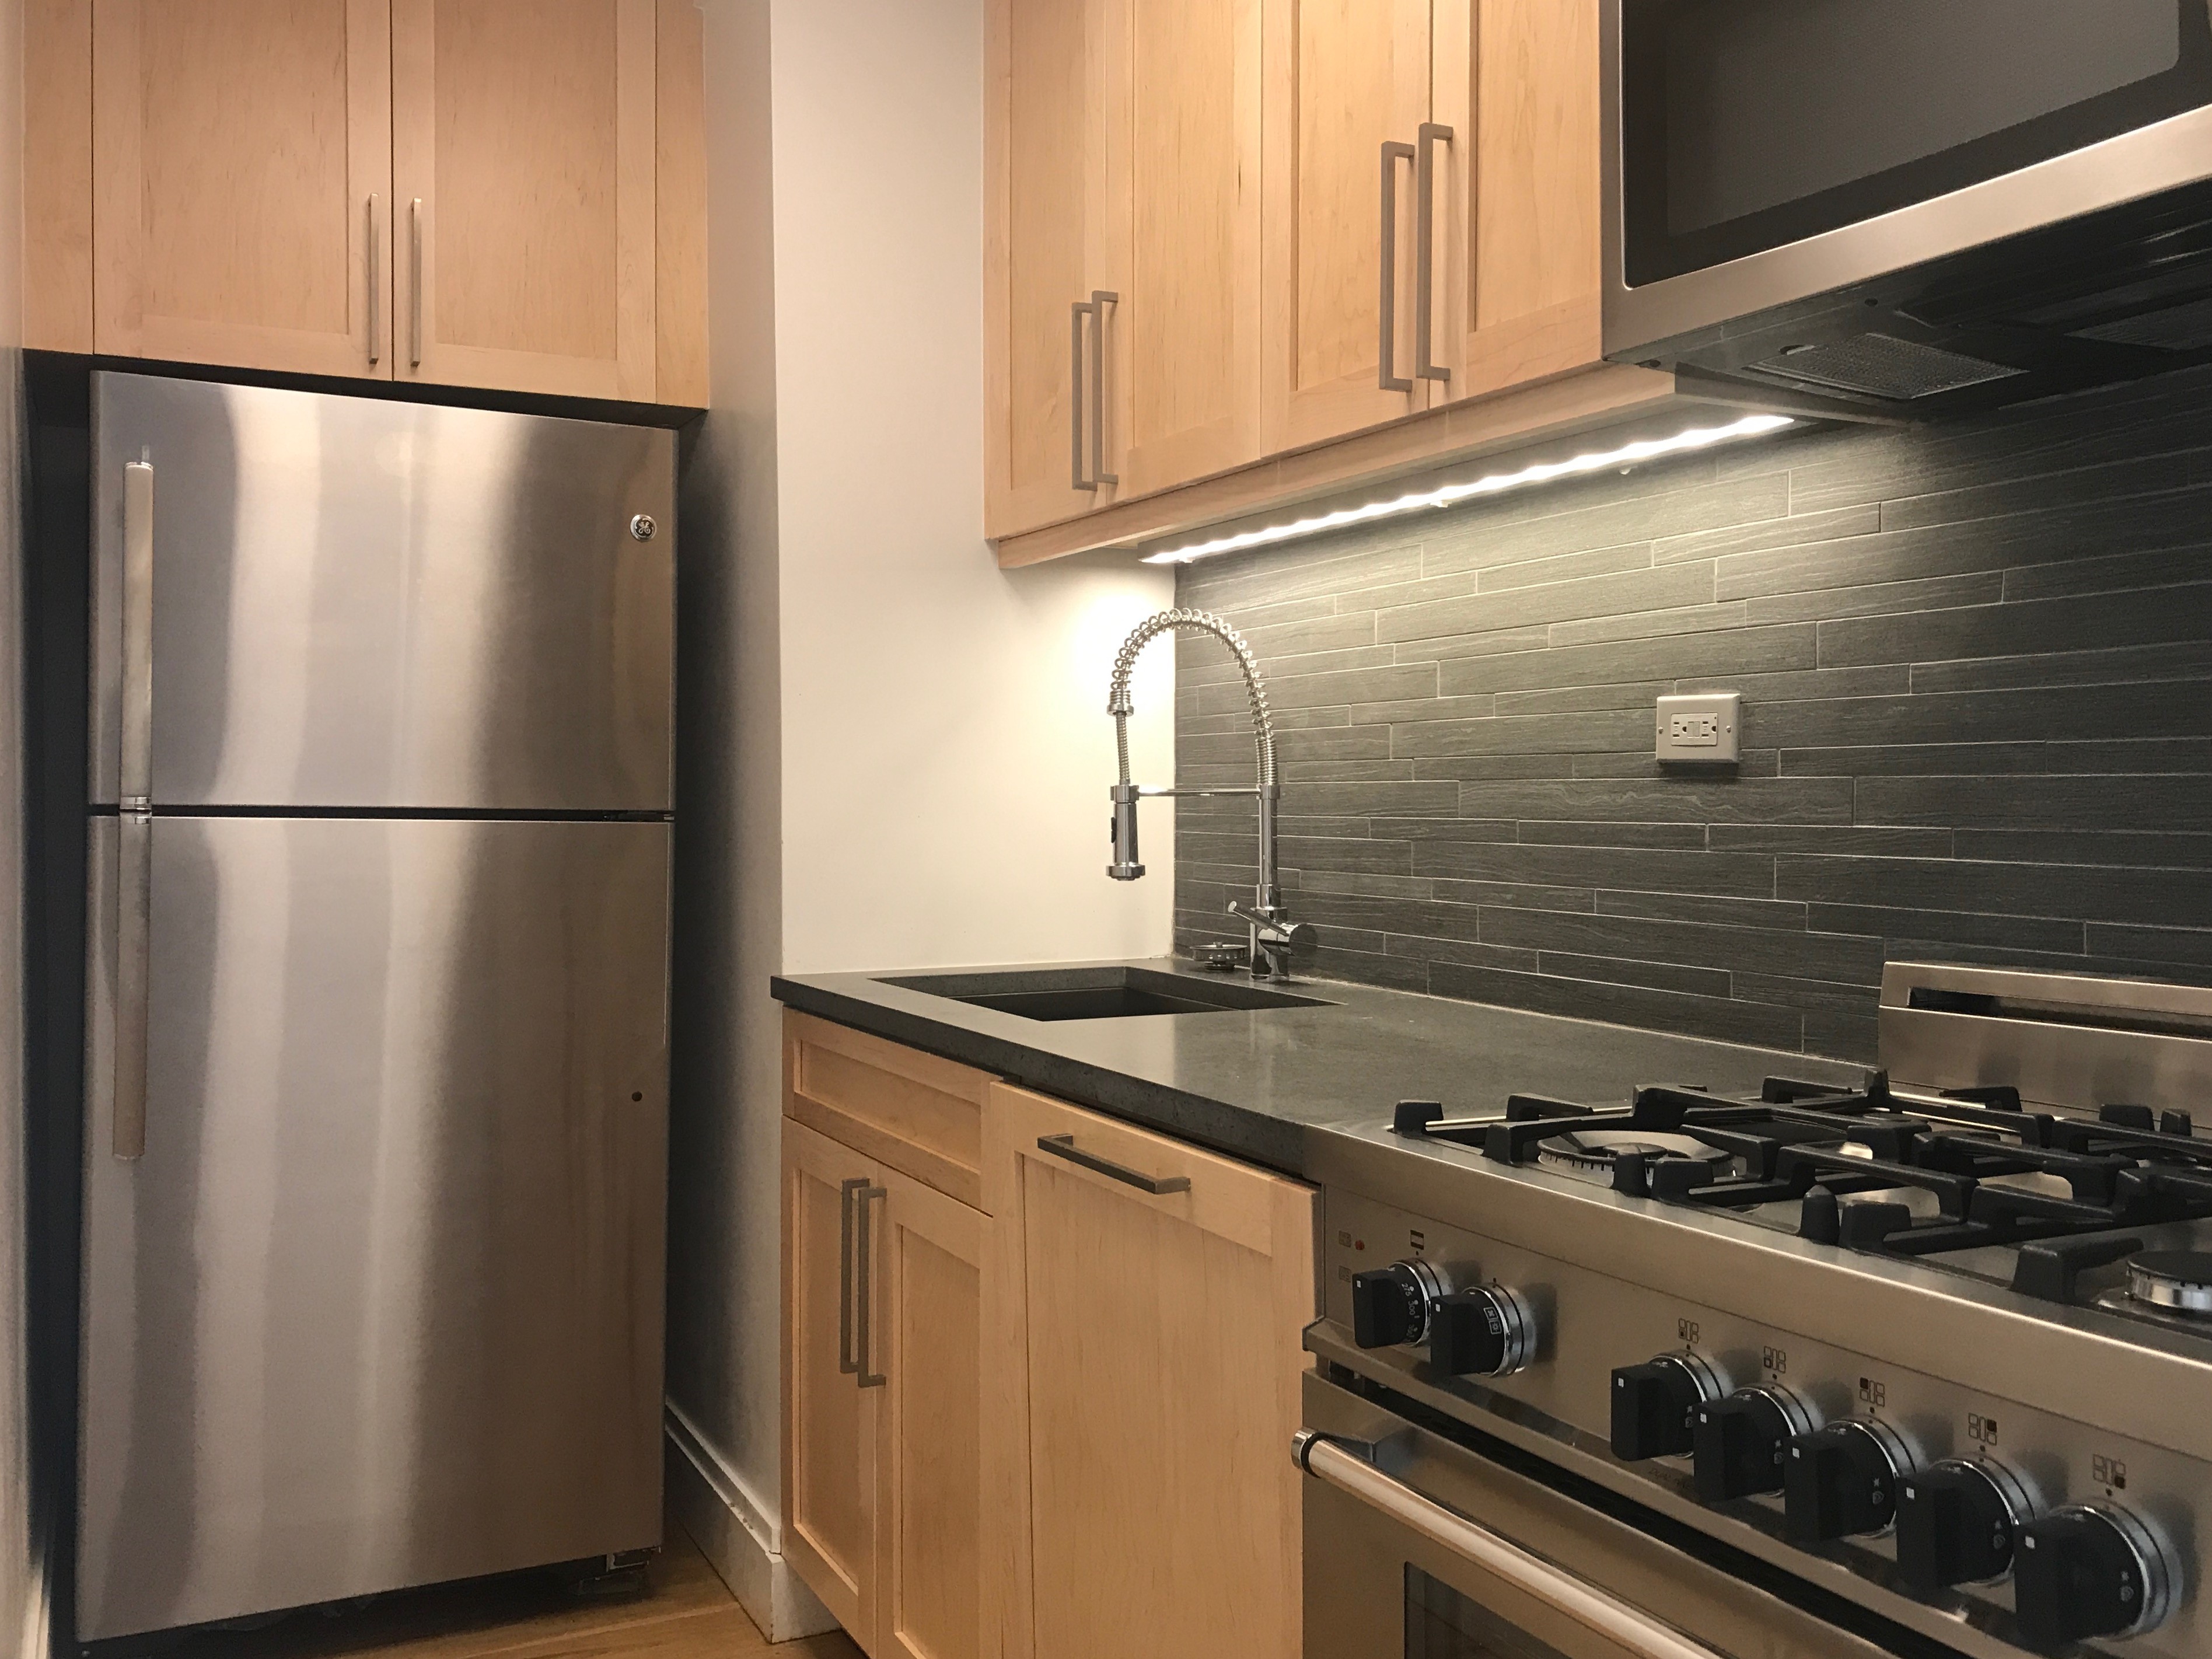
[1297, 963, 2212, 1659]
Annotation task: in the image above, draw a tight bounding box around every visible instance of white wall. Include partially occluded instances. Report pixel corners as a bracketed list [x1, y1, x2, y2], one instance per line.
[668, 0, 1173, 1634]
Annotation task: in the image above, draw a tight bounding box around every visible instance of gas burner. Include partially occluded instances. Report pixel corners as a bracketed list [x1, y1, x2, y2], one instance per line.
[1534, 1130, 1731, 1189]
[2128, 1251, 2212, 1315]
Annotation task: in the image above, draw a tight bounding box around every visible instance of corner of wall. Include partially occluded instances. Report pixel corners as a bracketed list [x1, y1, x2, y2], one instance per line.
[662, 1406, 834, 1643]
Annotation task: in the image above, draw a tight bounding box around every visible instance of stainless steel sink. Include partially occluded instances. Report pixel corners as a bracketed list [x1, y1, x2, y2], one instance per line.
[879, 966, 1333, 1022]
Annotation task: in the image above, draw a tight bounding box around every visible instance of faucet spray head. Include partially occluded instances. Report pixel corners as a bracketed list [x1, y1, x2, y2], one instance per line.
[1109, 782, 1144, 879]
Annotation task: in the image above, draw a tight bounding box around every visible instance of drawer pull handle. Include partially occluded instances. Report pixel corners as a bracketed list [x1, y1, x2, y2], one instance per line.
[1036, 1133, 1190, 1195]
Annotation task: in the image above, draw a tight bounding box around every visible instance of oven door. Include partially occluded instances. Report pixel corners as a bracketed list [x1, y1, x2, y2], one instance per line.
[1301, 1372, 1893, 1659]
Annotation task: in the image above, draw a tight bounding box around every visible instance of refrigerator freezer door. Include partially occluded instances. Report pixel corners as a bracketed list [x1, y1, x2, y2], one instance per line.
[79, 815, 670, 1641]
[91, 372, 674, 811]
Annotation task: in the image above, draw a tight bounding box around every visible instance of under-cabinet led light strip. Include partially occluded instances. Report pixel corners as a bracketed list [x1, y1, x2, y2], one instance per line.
[1139, 413, 1795, 565]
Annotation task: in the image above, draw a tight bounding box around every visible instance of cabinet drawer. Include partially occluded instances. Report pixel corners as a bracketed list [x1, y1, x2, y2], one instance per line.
[784, 1012, 989, 1211]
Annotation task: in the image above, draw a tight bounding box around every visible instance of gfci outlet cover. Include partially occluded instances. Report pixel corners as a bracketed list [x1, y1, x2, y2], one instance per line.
[1656, 692, 1741, 764]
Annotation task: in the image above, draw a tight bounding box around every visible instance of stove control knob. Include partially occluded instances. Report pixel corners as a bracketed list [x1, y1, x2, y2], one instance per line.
[1893, 1458, 2031, 1595]
[1350, 1259, 1445, 1349]
[1429, 1286, 1538, 1378]
[2015, 1504, 2176, 1648]
[1783, 1420, 1910, 1543]
[1693, 1387, 1814, 1503]
[1610, 1353, 1723, 1461]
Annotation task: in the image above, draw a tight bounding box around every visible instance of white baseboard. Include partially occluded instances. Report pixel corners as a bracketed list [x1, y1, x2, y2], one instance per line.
[663, 1401, 838, 1643]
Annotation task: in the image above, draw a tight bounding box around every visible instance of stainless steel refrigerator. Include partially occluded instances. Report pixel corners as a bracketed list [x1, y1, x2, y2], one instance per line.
[76, 373, 675, 1642]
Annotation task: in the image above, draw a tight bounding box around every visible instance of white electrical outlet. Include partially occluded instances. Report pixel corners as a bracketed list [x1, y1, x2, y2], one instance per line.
[1656, 692, 1741, 764]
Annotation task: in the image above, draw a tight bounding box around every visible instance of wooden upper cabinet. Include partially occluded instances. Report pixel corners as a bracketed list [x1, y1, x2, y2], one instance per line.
[392, 0, 658, 400]
[1428, 0, 1604, 406]
[1101, 0, 1264, 499]
[30, 0, 705, 403]
[1260, 0, 1435, 452]
[90, 0, 393, 378]
[985, 0, 1107, 540]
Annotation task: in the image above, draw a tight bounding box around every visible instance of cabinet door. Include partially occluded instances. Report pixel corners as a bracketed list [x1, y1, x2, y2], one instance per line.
[1101, 0, 1264, 499]
[1428, 0, 1603, 404]
[983, 1084, 1316, 1659]
[875, 1169, 984, 1659]
[392, 0, 657, 400]
[986, 0, 1110, 538]
[1260, 0, 1434, 452]
[91, 0, 393, 377]
[783, 1118, 879, 1646]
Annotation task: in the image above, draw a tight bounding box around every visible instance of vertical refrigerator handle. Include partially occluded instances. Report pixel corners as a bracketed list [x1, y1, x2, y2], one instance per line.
[115, 460, 155, 1161]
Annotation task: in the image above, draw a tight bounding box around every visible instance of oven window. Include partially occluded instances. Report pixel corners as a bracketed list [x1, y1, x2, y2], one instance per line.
[1621, 0, 2212, 286]
[1406, 1565, 1571, 1659]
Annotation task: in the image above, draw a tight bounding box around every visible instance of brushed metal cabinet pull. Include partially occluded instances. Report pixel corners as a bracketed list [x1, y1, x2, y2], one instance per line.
[1296, 1434, 1729, 1659]
[408, 197, 425, 369]
[1089, 290, 1119, 487]
[1071, 299, 1096, 491]
[1379, 141, 1416, 393]
[115, 460, 155, 1161]
[856, 1184, 887, 1389]
[838, 1176, 867, 1375]
[365, 194, 382, 365]
[1415, 124, 1452, 384]
[1036, 1133, 1191, 1195]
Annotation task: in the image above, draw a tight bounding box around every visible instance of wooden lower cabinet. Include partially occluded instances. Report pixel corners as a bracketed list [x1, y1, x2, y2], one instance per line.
[783, 1117, 878, 1637]
[784, 1119, 984, 1659]
[875, 1168, 984, 1659]
[981, 1082, 1318, 1659]
[784, 1017, 1319, 1659]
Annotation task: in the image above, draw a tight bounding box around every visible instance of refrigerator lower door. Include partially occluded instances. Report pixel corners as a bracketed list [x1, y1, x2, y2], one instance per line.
[79, 815, 671, 1641]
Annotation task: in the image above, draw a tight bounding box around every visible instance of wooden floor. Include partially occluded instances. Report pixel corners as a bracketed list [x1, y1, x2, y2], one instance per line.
[145, 1520, 863, 1659]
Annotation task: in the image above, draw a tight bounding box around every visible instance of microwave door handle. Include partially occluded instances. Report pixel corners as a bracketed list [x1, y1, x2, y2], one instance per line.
[1294, 1433, 1730, 1659]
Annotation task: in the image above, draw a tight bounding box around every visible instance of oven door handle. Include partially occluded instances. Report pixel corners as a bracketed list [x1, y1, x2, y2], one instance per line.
[1294, 1432, 1729, 1659]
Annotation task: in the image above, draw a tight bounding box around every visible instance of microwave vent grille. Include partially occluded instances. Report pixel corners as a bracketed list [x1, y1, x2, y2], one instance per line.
[1749, 334, 2025, 400]
[2072, 292, 2212, 352]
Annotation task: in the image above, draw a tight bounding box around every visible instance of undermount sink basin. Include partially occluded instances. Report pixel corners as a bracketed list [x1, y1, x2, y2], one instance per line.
[880, 966, 1333, 1022]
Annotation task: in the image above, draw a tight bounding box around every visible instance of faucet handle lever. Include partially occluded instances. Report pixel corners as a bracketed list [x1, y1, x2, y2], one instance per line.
[1229, 902, 1318, 955]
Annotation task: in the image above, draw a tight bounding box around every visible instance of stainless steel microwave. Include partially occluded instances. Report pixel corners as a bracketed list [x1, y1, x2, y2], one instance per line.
[1602, 0, 2212, 414]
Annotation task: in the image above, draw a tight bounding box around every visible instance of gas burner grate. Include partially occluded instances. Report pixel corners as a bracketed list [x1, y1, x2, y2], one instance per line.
[1391, 1073, 2212, 1286]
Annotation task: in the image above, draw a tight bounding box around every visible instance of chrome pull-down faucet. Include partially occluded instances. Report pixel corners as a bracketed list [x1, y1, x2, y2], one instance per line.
[1105, 608, 1317, 980]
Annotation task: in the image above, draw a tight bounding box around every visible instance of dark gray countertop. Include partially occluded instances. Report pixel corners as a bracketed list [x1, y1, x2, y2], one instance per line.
[770, 958, 1868, 1178]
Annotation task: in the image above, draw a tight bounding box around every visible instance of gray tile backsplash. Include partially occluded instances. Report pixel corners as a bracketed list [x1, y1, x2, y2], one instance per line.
[1172, 366, 2212, 1063]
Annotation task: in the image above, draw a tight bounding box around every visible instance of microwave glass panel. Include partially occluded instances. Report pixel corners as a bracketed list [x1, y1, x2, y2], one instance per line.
[1622, 0, 2212, 285]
